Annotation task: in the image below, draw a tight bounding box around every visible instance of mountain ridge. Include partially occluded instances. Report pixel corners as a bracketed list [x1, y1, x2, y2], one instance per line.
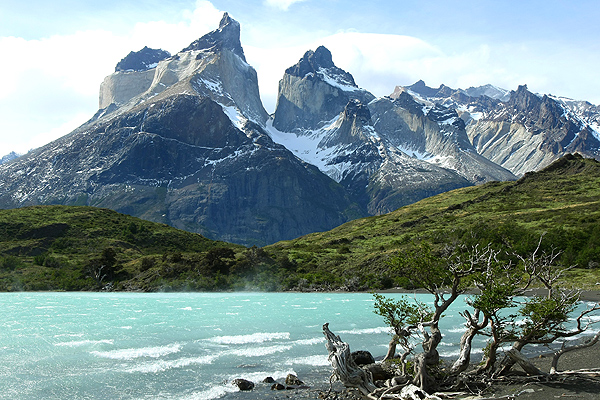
[1, 12, 599, 246]
[2, 154, 598, 292]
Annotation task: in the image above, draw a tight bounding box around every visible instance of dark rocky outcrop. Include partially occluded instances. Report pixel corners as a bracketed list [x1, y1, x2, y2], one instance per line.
[272, 46, 374, 132]
[351, 350, 375, 366]
[232, 378, 254, 391]
[115, 46, 171, 72]
[285, 373, 304, 386]
[181, 13, 246, 62]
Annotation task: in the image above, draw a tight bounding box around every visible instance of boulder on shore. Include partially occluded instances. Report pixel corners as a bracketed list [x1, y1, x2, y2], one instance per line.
[232, 378, 254, 391]
[285, 373, 304, 386]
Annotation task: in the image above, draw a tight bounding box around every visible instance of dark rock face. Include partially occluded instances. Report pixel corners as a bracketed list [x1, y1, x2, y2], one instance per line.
[363, 363, 394, 382]
[0, 94, 362, 246]
[232, 378, 254, 391]
[350, 350, 375, 366]
[115, 46, 171, 72]
[285, 374, 304, 386]
[272, 46, 374, 132]
[182, 13, 246, 62]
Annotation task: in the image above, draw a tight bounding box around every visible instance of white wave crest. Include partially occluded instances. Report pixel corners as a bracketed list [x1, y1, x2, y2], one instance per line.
[230, 344, 292, 357]
[54, 339, 113, 347]
[125, 354, 217, 374]
[208, 332, 290, 344]
[294, 337, 324, 346]
[338, 327, 391, 335]
[287, 354, 330, 366]
[91, 344, 181, 360]
[178, 385, 237, 400]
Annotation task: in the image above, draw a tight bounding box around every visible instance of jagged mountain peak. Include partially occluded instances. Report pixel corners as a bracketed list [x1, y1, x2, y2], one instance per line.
[180, 12, 246, 61]
[272, 46, 373, 131]
[115, 46, 171, 72]
[0, 151, 21, 165]
[389, 88, 426, 115]
[507, 84, 542, 111]
[287, 46, 334, 74]
[285, 46, 357, 88]
[404, 80, 451, 98]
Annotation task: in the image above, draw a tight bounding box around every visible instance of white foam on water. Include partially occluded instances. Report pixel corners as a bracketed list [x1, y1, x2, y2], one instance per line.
[338, 327, 391, 335]
[180, 307, 193, 311]
[287, 354, 330, 366]
[53, 333, 85, 338]
[54, 339, 114, 347]
[229, 344, 293, 357]
[207, 332, 290, 344]
[124, 354, 218, 374]
[91, 343, 181, 360]
[294, 337, 324, 346]
[178, 385, 237, 400]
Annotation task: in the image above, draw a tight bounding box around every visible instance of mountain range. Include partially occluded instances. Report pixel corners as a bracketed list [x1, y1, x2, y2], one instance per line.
[1, 13, 599, 246]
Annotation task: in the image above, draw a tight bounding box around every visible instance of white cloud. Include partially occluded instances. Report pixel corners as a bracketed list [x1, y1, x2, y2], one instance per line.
[0, 0, 224, 154]
[3, 0, 600, 156]
[263, 0, 307, 11]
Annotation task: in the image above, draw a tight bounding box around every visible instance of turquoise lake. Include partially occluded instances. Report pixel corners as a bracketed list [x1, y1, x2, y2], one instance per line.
[1, 292, 597, 399]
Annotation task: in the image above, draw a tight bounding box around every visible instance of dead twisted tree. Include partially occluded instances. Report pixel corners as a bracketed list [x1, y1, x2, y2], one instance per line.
[323, 323, 445, 400]
[322, 237, 600, 400]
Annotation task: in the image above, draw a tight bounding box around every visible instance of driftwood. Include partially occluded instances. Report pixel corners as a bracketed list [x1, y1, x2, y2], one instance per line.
[505, 349, 546, 376]
[323, 323, 445, 400]
[323, 323, 378, 398]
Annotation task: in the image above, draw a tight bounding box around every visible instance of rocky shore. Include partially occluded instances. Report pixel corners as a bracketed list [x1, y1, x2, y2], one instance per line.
[223, 336, 600, 400]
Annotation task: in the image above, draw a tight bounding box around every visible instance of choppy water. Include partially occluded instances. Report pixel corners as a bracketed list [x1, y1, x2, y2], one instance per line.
[1, 292, 597, 399]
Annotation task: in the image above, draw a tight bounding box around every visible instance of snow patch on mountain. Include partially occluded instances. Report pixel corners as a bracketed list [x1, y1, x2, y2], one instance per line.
[317, 67, 359, 92]
[266, 117, 338, 173]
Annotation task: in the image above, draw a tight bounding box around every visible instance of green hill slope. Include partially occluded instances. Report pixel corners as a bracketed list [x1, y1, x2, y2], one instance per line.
[0, 206, 245, 291]
[1, 154, 599, 292]
[265, 153, 600, 290]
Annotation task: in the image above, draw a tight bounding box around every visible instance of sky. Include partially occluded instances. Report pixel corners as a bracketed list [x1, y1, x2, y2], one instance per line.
[1, 0, 599, 155]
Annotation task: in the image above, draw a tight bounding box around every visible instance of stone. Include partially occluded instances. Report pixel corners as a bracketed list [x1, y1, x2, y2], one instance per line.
[232, 378, 254, 391]
[351, 350, 375, 366]
[285, 373, 304, 386]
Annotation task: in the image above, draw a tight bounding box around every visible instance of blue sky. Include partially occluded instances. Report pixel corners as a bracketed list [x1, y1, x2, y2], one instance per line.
[1, 0, 599, 154]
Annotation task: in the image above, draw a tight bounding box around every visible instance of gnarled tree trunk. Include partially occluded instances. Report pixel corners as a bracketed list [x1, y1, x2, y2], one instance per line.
[451, 310, 487, 375]
[322, 323, 378, 397]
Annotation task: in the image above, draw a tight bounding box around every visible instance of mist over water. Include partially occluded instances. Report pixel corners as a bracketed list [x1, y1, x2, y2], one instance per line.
[1, 292, 597, 399]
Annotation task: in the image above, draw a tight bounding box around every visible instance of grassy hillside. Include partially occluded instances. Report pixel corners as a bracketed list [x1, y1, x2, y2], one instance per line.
[1, 154, 599, 292]
[0, 206, 247, 291]
[265, 153, 600, 290]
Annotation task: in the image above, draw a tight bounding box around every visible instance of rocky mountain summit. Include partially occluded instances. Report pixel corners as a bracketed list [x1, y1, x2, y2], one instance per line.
[399, 81, 600, 176]
[272, 46, 375, 132]
[1, 13, 598, 245]
[0, 151, 21, 165]
[269, 50, 515, 214]
[115, 46, 171, 72]
[0, 14, 361, 246]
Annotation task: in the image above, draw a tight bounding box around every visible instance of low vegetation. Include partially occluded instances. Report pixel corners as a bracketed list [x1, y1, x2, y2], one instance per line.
[324, 239, 600, 399]
[1, 154, 600, 292]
